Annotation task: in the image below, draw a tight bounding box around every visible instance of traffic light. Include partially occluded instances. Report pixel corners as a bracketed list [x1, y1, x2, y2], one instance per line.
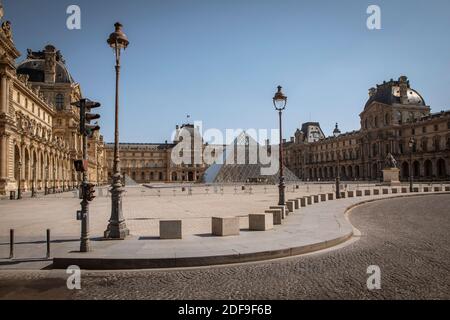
[84, 183, 96, 202]
[71, 98, 101, 137]
[74, 159, 88, 172]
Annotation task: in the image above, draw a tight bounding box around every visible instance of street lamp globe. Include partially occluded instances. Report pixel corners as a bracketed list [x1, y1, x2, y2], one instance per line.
[107, 22, 129, 55]
[273, 86, 287, 111]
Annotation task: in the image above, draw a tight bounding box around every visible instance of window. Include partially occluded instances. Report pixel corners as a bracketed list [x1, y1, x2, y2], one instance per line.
[422, 139, 428, 152]
[55, 94, 64, 111]
[411, 128, 415, 135]
[434, 124, 439, 131]
[434, 137, 440, 151]
[422, 126, 427, 134]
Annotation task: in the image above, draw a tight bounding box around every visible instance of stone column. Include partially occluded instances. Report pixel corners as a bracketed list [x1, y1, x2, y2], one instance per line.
[0, 134, 9, 190]
[0, 74, 8, 114]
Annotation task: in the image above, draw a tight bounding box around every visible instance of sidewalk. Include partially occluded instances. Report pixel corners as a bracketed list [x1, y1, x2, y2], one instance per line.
[1, 189, 448, 270]
[51, 191, 448, 270]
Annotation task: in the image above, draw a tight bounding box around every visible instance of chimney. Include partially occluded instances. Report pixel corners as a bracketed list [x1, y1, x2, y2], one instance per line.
[44, 45, 56, 84]
[398, 75, 409, 104]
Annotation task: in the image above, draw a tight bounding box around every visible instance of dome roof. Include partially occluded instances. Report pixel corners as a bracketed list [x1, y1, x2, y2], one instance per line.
[17, 59, 74, 83]
[16, 46, 74, 84]
[364, 76, 426, 110]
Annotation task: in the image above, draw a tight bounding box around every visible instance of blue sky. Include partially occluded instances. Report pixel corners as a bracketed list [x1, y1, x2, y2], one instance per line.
[3, 0, 450, 143]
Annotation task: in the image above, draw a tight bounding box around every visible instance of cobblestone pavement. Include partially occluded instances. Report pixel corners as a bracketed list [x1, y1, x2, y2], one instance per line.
[1, 194, 449, 300]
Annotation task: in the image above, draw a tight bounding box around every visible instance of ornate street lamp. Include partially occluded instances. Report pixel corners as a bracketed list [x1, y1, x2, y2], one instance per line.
[334, 123, 341, 199]
[273, 86, 287, 206]
[17, 161, 22, 200]
[104, 22, 130, 239]
[409, 137, 415, 192]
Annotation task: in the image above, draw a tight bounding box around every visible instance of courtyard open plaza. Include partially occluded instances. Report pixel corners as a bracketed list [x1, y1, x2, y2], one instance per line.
[0, 182, 449, 299]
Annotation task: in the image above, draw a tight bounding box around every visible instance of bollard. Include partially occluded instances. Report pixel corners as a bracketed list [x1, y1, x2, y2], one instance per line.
[9, 229, 14, 259]
[46, 229, 51, 259]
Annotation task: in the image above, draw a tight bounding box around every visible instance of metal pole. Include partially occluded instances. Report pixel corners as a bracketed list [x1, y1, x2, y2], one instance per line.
[46, 229, 51, 259]
[278, 110, 285, 206]
[45, 167, 48, 195]
[17, 162, 22, 200]
[410, 148, 413, 192]
[9, 229, 14, 259]
[31, 164, 36, 198]
[80, 123, 91, 252]
[336, 155, 341, 199]
[53, 167, 56, 194]
[104, 47, 129, 239]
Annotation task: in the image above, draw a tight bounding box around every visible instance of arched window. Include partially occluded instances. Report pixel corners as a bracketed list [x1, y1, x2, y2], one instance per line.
[55, 94, 64, 110]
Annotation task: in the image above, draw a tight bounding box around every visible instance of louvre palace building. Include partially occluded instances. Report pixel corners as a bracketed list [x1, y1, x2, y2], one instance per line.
[105, 123, 207, 184]
[284, 76, 450, 182]
[0, 14, 108, 195]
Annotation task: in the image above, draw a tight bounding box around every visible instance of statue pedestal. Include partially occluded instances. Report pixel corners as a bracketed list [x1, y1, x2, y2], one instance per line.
[382, 168, 401, 186]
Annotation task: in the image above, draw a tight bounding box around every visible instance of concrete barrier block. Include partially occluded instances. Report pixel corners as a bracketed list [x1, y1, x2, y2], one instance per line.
[288, 199, 300, 210]
[356, 190, 363, 197]
[265, 210, 283, 225]
[327, 193, 334, 200]
[347, 191, 354, 198]
[320, 194, 327, 201]
[249, 213, 274, 231]
[160, 220, 182, 239]
[299, 197, 307, 207]
[269, 206, 286, 219]
[364, 190, 371, 196]
[285, 201, 295, 213]
[306, 196, 313, 205]
[211, 217, 240, 236]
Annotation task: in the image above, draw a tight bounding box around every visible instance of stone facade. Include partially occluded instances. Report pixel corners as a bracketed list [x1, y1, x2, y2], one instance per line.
[105, 124, 207, 183]
[0, 15, 107, 195]
[284, 76, 450, 182]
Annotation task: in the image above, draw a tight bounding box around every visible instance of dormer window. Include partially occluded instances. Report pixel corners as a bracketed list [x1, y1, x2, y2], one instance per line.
[55, 94, 64, 110]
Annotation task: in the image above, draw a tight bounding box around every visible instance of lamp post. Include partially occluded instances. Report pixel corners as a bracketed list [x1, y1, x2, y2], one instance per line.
[104, 22, 130, 239]
[53, 166, 56, 194]
[45, 166, 49, 195]
[409, 137, 415, 192]
[17, 161, 22, 200]
[334, 123, 341, 199]
[31, 163, 36, 198]
[273, 86, 287, 206]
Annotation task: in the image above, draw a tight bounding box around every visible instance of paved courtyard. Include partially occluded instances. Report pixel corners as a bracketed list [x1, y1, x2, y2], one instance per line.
[0, 184, 328, 239]
[0, 193, 449, 299]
